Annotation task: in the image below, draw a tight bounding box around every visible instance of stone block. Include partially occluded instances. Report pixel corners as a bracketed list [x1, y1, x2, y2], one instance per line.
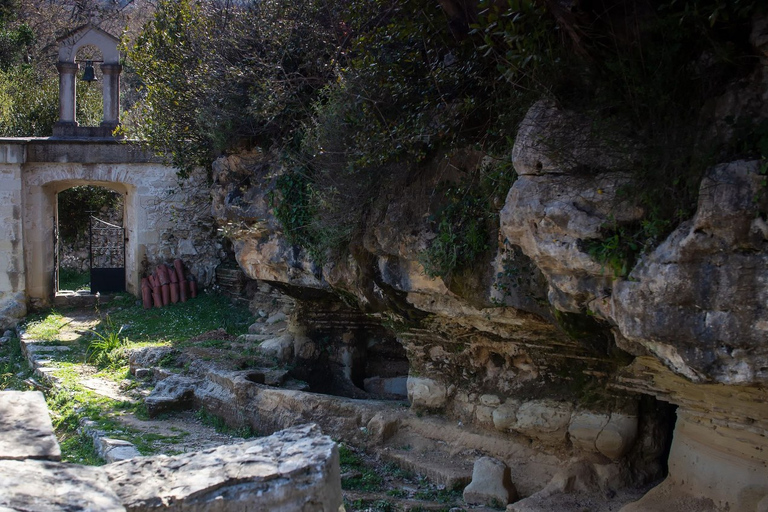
[407, 376, 447, 410]
[463, 456, 518, 507]
[0, 391, 61, 461]
[363, 376, 408, 397]
[0, 459, 125, 511]
[513, 400, 572, 444]
[105, 423, 342, 512]
[99, 438, 141, 463]
[144, 374, 199, 417]
[492, 400, 520, 432]
[568, 411, 638, 460]
[259, 334, 294, 362]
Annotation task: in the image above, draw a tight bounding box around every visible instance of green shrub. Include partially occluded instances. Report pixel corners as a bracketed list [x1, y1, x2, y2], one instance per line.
[86, 316, 128, 368]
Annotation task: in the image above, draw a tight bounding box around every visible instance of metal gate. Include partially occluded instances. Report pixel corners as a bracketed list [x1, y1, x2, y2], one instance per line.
[89, 216, 125, 293]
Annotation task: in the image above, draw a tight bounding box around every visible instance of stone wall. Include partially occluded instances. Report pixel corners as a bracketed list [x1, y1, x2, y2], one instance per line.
[0, 138, 224, 327]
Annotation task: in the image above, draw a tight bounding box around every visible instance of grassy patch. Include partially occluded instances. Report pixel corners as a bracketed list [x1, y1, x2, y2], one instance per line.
[59, 269, 90, 292]
[0, 335, 33, 391]
[23, 311, 72, 342]
[339, 443, 384, 492]
[104, 292, 252, 344]
[59, 432, 103, 465]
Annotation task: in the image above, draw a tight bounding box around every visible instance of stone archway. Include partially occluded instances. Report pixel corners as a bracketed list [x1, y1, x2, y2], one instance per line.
[0, 138, 222, 320]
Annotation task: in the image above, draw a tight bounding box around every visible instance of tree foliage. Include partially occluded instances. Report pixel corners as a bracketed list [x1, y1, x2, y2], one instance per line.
[125, 0, 765, 277]
[123, 0, 345, 176]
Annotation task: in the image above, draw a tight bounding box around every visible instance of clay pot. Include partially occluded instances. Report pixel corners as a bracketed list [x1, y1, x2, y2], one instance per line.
[157, 265, 171, 286]
[189, 277, 198, 299]
[168, 264, 179, 283]
[173, 259, 185, 283]
[170, 282, 179, 303]
[179, 279, 188, 303]
[161, 283, 170, 306]
[141, 278, 152, 309]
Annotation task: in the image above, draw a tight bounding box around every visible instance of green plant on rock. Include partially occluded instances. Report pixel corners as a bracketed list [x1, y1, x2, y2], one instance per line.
[86, 315, 128, 368]
[421, 160, 516, 279]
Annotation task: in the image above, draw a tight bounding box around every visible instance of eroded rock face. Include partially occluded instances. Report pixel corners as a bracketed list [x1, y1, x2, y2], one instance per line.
[211, 151, 327, 290]
[611, 161, 768, 384]
[209, 29, 768, 508]
[501, 101, 643, 313]
[106, 423, 342, 512]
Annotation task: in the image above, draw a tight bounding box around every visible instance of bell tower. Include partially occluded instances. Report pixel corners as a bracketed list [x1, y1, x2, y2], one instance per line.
[53, 24, 122, 138]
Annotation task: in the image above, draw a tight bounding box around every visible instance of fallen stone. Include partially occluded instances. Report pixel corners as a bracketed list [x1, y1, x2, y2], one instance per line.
[105, 423, 342, 512]
[0, 390, 61, 461]
[0, 336, 8, 345]
[0, 459, 125, 511]
[144, 374, 200, 417]
[407, 376, 447, 410]
[366, 412, 400, 443]
[3, 330, 14, 338]
[258, 334, 294, 362]
[99, 438, 141, 463]
[266, 311, 287, 325]
[127, 346, 177, 375]
[463, 456, 518, 507]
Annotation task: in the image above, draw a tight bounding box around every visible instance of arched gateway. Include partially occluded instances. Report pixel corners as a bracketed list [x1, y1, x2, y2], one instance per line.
[0, 26, 218, 327]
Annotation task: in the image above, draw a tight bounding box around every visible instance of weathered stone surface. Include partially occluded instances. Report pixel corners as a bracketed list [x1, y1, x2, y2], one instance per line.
[0, 292, 26, 330]
[106, 423, 342, 512]
[0, 459, 125, 511]
[407, 376, 448, 410]
[144, 374, 200, 417]
[127, 346, 178, 375]
[363, 376, 407, 397]
[258, 334, 294, 362]
[0, 390, 61, 461]
[611, 161, 768, 384]
[511, 400, 572, 445]
[501, 100, 642, 312]
[568, 411, 639, 460]
[99, 438, 142, 463]
[463, 456, 518, 507]
[621, 410, 768, 512]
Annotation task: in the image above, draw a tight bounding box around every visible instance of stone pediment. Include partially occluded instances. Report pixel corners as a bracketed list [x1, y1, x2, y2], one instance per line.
[57, 24, 120, 64]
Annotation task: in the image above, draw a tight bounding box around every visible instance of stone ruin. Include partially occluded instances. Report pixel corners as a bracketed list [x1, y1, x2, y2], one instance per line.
[0, 390, 343, 511]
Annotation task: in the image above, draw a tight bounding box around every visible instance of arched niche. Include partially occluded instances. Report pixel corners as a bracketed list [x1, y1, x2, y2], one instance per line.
[53, 24, 122, 138]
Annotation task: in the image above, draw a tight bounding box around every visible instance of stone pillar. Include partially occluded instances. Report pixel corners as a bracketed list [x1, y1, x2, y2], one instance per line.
[100, 63, 122, 129]
[55, 62, 78, 126]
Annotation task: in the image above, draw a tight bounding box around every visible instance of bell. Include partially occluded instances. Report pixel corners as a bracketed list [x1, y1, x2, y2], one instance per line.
[81, 60, 96, 82]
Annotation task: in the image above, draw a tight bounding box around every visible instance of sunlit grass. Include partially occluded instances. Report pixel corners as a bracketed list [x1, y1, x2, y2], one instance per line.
[23, 311, 72, 342]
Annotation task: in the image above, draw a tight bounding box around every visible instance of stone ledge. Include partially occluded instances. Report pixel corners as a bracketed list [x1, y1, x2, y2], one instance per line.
[105, 423, 343, 512]
[0, 391, 61, 461]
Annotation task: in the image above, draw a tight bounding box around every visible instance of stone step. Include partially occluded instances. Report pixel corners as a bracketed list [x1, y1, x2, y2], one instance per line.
[379, 447, 473, 490]
[53, 291, 115, 308]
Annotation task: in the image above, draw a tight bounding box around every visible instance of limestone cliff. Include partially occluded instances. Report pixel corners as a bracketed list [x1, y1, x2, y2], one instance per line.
[210, 18, 768, 511]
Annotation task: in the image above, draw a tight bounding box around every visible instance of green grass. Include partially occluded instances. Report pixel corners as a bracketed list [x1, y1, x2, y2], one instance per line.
[339, 444, 384, 491]
[59, 269, 90, 292]
[0, 335, 33, 391]
[23, 311, 72, 342]
[104, 292, 252, 344]
[59, 432, 103, 465]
